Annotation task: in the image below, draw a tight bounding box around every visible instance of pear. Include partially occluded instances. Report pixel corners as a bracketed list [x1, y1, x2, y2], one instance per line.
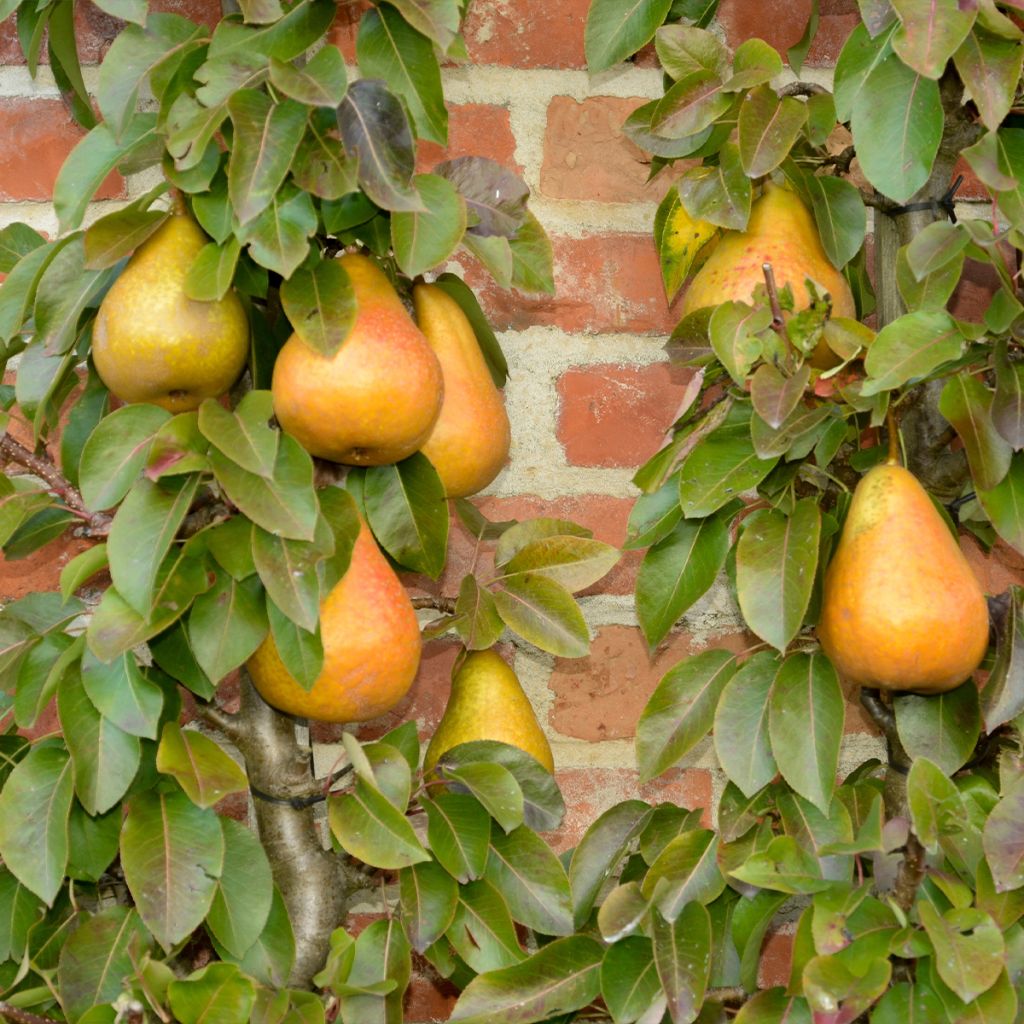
[247, 521, 421, 723]
[818, 462, 989, 694]
[413, 283, 511, 498]
[272, 254, 443, 465]
[92, 213, 249, 413]
[680, 183, 856, 368]
[424, 649, 554, 772]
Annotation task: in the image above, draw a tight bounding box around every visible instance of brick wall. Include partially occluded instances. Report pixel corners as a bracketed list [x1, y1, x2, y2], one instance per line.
[0, 1, 1013, 1019]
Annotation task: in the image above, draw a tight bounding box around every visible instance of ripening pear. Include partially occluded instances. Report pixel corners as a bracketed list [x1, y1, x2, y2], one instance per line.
[424, 650, 554, 772]
[272, 253, 443, 465]
[818, 462, 989, 694]
[247, 521, 421, 722]
[413, 283, 511, 498]
[680, 183, 856, 368]
[92, 214, 249, 413]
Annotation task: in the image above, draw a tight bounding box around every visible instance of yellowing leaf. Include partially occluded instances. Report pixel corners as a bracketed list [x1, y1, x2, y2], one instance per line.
[655, 188, 718, 302]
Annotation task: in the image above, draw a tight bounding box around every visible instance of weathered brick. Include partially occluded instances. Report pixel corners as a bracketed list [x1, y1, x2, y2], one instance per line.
[554, 766, 714, 850]
[949, 258, 1001, 323]
[541, 96, 685, 203]
[459, 232, 677, 335]
[0, 98, 125, 202]
[549, 624, 755, 741]
[462, 0, 590, 68]
[557, 362, 696, 468]
[759, 929, 795, 988]
[717, 0, 859, 66]
[418, 103, 520, 174]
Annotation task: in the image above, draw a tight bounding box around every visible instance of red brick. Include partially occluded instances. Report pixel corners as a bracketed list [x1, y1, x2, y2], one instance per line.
[953, 155, 990, 202]
[718, 0, 858, 67]
[0, 98, 125, 202]
[326, 0, 368, 63]
[541, 96, 687, 204]
[557, 363, 696, 468]
[553, 766, 713, 851]
[0, 534, 92, 602]
[458, 232, 678, 334]
[418, 103, 520, 174]
[0, 0, 220, 65]
[406, 968, 458, 1022]
[462, 0, 590, 69]
[548, 624, 756, 741]
[949, 258, 1001, 323]
[759, 929, 795, 988]
[962, 534, 1024, 596]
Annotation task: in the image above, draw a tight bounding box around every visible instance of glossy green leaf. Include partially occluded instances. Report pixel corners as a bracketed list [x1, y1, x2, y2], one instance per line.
[392, 175, 467, 277]
[198, 390, 278, 478]
[730, 835, 829, 894]
[269, 46, 347, 106]
[734, 989, 811, 1024]
[982, 584, 1024, 732]
[637, 649, 738, 780]
[168, 962, 257, 1024]
[0, 744, 73, 904]
[643, 828, 725, 920]
[187, 573, 268, 684]
[399, 860, 458, 954]
[279, 256, 356, 359]
[81, 649, 163, 740]
[861, 310, 963, 395]
[907, 756, 965, 853]
[235, 185, 317, 278]
[737, 500, 820, 652]
[215, 885, 295, 988]
[652, 902, 711, 1024]
[206, 818, 274, 959]
[328, 780, 430, 869]
[894, 682, 981, 776]
[939, 372, 1011, 492]
[84, 208, 168, 270]
[449, 935, 603, 1024]
[493, 574, 589, 658]
[805, 174, 867, 270]
[184, 238, 241, 302]
[455, 575, 504, 651]
[33, 237, 114, 356]
[979, 453, 1024, 554]
[156, 722, 248, 809]
[447, 879, 525, 972]
[121, 788, 224, 950]
[442, 761, 524, 834]
[585, 0, 672, 71]
[738, 86, 807, 178]
[713, 652, 779, 798]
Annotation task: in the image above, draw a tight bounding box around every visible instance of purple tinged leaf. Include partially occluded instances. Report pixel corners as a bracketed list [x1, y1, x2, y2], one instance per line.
[953, 26, 1023, 131]
[337, 79, 423, 213]
[584, 0, 673, 72]
[738, 85, 808, 178]
[983, 778, 1024, 891]
[978, 453, 1024, 555]
[436, 156, 529, 238]
[651, 902, 711, 1024]
[751, 363, 810, 430]
[892, 0, 977, 78]
[993, 339, 1024, 449]
[677, 143, 752, 230]
[963, 129, 1020, 191]
[399, 861, 458, 954]
[938, 372, 1011, 492]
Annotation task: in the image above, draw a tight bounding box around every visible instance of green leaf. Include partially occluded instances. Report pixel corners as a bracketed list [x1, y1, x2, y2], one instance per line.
[236, 185, 318, 278]
[907, 756, 965, 853]
[56, 907, 149, 1024]
[769, 653, 844, 813]
[737, 85, 807, 178]
[805, 174, 867, 270]
[585, 0, 672, 71]
[184, 238, 242, 302]
[210, 433, 317, 541]
[252, 528, 322, 633]
[84, 208, 169, 270]
[750, 363, 810, 431]
[678, 144, 752, 230]
[270, 46, 347, 106]
[895, 241, 963, 311]
[449, 935, 604, 1024]
[0, 744, 73, 904]
[215, 885, 294, 988]
[492, 574, 589, 658]
[187, 573, 268, 684]
[734, 989, 812, 1024]
[121, 788, 224, 950]
[455, 575, 505, 651]
[861, 310, 963, 395]
[292, 109, 359, 200]
[954, 27, 1023, 132]
[447, 879, 525, 972]
[198, 391, 278, 478]
[392, 174, 467, 277]
[892, 0, 976, 78]
[385, 0, 461, 52]
[206, 818, 274, 959]
[399, 861, 458, 954]
[329, 780, 430, 869]
[894, 682, 981, 776]
[737, 500, 820, 651]
[156, 722, 248, 808]
[851, 54, 942, 202]
[979, 453, 1024, 555]
[906, 221, 969, 279]
[267, 601, 323, 692]
[54, 114, 160, 233]
[637, 649, 738, 781]
[79, 404, 171, 511]
[14, 632, 78, 729]
[636, 508, 732, 649]
[442, 761, 524, 834]
[730, 835, 829, 894]
[982, 584, 1024, 733]
[0, 241, 62, 345]
[228, 90, 308, 225]
[357, 5, 446, 143]
[0, 222, 46, 274]
[424, 793, 491, 883]
[92, 0, 148, 23]
[363, 453, 448, 577]
[713, 651, 778, 797]
[107, 476, 199, 617]
[484, 826, 573, 936]
[502, 535, 619, 594]
[334, 916, 410, 1021]
[60, 544, 110, 604]
[643, 828, 725, 920]
[939, 373, 1011, 493]
[983, 780, 1024, 892]
[168, 963, 257, 1024]
[81, 649, 163, 740]
[338, 79, 422, 212]
[652, 902, 711, 1024]
[918, 903, 1003, 1003]
[802, 955, 890, 1020]
[58, 669, 140, 817]
[280, 256, 356, 359]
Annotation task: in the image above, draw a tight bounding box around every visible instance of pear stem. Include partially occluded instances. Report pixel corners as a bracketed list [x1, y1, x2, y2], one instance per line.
[761, 262, 794, 364]
[886, 404, 900, 465]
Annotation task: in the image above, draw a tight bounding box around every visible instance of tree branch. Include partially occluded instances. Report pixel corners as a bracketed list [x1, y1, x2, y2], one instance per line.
[779, 82, 827, 98]
[192, 702, 244, 744]
[0, 1004, 60, 1024]
[892, 832, 927, 914]
[0, 435, 86, 513]
[411, 596, 456, 614]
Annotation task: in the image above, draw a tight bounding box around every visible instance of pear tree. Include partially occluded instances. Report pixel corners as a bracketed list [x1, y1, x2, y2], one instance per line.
[2, 0, 1024, 1022]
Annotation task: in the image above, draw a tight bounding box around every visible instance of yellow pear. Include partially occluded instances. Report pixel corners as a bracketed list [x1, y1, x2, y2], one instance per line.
[424, 650, 554, 772]
[680, 183, 856, 368]
[413, 283, 511, 498]
[92, 214, 249, 413]
[818, 462, 989, 694]
[247, 521, 421, 723]
[272, 254, 443, 465]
